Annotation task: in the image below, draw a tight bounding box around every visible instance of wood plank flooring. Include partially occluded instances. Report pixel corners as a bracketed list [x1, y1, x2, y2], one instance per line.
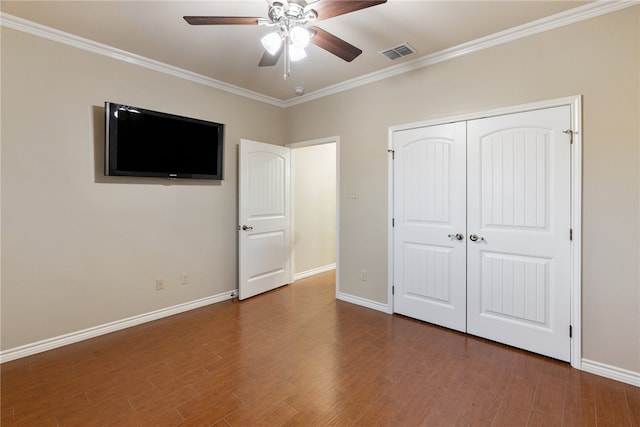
[2, 271, 638, 426]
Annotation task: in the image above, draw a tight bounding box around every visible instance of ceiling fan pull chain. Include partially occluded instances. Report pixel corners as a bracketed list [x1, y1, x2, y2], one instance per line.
[284, 36, 291, 80]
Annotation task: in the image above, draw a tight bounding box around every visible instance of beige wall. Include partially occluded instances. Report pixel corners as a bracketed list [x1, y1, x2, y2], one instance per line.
[2, 6, 639, 375]
[1, 28, 286, 349]
[286, 7, 640, 372]
[292, 143, 336, 275]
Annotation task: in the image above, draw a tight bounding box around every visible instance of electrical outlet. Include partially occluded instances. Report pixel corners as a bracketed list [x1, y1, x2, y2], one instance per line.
[349, 191, 360, 199]
[156, 279, 164, 290]
[180, 273, 189, 285]
[361, 270, 367, 281]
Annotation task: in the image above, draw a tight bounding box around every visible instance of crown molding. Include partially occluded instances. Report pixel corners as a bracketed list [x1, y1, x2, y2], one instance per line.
[284, 0, 639, 107]
[2, 1, 638, 109]
[0, 12, 284, 107]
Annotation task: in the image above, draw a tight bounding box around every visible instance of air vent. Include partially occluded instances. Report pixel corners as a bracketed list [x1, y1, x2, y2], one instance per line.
[380, 43, 416, 60]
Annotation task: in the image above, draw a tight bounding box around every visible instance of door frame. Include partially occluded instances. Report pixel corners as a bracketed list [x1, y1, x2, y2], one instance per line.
[387, 95, 582, 368]
[287, 136, 340, 294]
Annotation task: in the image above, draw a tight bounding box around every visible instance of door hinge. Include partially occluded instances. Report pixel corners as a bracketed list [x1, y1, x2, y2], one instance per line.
[392, 285, 395, 295]
[569, 228, 573, 241]
[392, 218, 395, 227]
[563, 129, 574, 144]
[387, 149, 395, 159]
[569, 325, 573, 338]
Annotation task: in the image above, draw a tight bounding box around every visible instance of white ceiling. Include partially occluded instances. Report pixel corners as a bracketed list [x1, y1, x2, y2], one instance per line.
[2, 0, 592, 101]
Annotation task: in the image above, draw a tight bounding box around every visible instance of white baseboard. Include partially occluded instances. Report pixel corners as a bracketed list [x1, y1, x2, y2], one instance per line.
[6, 289, 638, 390]
[336, 291, 391, 314]
[336, 297, 640, 387]
[294, 264, 336, 281]
[581, 358, 640, 387]
[0, 290, 236, 364]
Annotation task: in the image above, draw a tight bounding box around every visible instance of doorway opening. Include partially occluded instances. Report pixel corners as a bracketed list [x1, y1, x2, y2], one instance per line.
[289, 137, 339, 285]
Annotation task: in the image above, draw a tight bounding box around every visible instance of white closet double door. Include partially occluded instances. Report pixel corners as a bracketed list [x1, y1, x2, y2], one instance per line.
[392, 106, 572, 361]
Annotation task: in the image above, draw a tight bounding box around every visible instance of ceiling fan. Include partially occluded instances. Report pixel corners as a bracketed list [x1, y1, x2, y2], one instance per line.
[184, 0, 387, 80]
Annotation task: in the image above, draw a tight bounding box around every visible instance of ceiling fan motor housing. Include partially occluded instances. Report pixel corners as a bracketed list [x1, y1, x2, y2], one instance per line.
[268, 1, 317, 25]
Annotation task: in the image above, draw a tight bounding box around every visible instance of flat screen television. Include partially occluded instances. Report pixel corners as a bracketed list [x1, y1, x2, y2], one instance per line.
[105, 102, 224, 180]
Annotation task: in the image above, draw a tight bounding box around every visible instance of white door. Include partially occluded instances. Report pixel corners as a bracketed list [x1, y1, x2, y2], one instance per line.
[238, 139, 291, 300]
[466, 106, 572, 361]
[391, 106, 572, 361]
[393, 122, 467, 332]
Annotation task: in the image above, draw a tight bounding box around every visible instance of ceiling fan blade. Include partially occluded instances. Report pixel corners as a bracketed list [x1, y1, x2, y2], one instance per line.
[311, 0, 387, 21]
[183, 16, 262, 25]
[309, 26, 362, 62]
[259, 49, 283, 67]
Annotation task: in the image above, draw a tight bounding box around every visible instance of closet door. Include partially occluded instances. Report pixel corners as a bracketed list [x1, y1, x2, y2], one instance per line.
[466, 106, 572, 361]
[393, 122, 467, 332]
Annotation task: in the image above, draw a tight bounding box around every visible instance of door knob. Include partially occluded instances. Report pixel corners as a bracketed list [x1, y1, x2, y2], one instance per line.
[242, 225, 253, 231]
[448, 233, 464, 240]
[469, 234, 484, 242]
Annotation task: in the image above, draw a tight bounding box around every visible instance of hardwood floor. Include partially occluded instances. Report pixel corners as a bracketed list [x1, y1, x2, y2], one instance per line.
[2, 271, 638, 426]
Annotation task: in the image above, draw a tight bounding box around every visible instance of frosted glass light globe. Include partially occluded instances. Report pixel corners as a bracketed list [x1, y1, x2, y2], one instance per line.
[289, 26, 311, 48]
[289, 45, 307, 61]
[261, 32, 282, 55]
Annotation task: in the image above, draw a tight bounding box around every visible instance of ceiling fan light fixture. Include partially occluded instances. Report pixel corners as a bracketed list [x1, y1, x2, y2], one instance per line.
[289, 26, 311, 48]
[261, 32, 283, 55]
[184, 0, 389, 80]
[289, 45, 307, 61]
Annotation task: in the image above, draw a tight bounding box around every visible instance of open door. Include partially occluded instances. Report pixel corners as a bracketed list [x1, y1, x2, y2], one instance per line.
[238, 139, 291, 300]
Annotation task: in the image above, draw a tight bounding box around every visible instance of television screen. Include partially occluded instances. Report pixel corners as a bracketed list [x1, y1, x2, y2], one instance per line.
[105, 102, 224, 180]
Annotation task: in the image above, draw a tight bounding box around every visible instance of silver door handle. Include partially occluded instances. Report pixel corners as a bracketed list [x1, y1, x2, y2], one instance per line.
[469, 234, 484, 242]
[448, 233, 464, 240]
[242, 225, 253, 231]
